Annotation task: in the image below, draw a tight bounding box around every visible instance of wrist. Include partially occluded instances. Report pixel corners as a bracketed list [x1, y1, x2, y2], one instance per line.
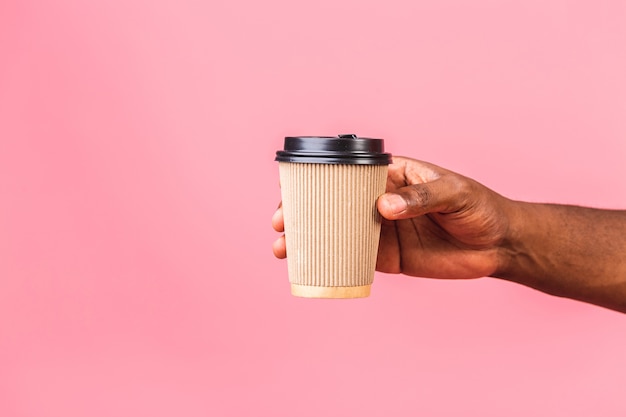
[493, 199, 535, 281]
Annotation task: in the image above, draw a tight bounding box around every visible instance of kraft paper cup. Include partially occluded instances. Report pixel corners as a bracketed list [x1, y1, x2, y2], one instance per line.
[275, 134, 392, 298]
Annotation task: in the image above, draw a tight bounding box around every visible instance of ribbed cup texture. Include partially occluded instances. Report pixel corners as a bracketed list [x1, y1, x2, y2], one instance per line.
[279, 162, 388, 289]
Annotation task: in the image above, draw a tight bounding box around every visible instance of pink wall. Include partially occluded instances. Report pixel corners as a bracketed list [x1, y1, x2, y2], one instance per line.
[1, 0, 625, 415]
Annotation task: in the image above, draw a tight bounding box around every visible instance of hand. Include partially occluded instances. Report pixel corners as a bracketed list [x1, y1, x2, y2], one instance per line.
[374, 156, 513, 279]
[272, 156, 514, 280]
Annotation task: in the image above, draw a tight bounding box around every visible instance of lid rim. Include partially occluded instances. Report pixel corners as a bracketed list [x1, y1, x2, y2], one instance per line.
[276, 135, 392, 165]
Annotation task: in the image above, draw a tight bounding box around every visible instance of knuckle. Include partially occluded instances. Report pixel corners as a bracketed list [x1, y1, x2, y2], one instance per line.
[447, 174, 474, 210]
[451, 175, 470, 197]
[407, 185, 432, 208]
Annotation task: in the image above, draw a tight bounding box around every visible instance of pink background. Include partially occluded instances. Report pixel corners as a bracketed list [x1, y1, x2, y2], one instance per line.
[1, 0, 626, 416]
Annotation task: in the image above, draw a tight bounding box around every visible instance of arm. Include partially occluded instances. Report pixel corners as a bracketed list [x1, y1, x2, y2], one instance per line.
[373, 156, 626, 313]
[496, 202, 626, 312]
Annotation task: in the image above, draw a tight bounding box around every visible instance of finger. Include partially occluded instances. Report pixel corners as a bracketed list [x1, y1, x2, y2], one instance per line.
[376, 222, 401, 274]
[272, 235, 286, 259]
[272, 205, 284, 232]
[386, 156, 448, 188]
[377, 174, 467, 220]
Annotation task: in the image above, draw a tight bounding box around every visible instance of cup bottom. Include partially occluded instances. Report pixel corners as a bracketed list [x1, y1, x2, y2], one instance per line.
[290, 284, 371, 299]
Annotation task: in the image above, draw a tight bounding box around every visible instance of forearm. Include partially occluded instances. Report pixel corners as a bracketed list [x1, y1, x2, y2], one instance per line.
[494, 202, 626, 313]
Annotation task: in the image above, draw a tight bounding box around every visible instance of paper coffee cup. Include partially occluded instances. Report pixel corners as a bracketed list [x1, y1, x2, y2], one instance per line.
[275, 134, 392, 298]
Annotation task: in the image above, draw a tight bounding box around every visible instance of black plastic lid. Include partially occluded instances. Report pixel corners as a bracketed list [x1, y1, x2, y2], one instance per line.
[275, 134, 392, 165]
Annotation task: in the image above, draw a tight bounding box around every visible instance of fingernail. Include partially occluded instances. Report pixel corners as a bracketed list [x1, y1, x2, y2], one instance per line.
[382, 194, 407, 214]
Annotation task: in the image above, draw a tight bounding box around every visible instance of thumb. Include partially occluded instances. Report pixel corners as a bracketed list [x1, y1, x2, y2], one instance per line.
[377, 175, 465, 220]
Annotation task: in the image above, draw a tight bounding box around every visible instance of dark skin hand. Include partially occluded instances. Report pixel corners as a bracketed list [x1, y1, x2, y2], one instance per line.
[272, 156, 626, 313]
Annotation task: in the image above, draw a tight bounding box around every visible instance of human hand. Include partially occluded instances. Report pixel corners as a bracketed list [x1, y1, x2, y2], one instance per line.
[374, 156, 513, 279]
[272, 156, 514, 279]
